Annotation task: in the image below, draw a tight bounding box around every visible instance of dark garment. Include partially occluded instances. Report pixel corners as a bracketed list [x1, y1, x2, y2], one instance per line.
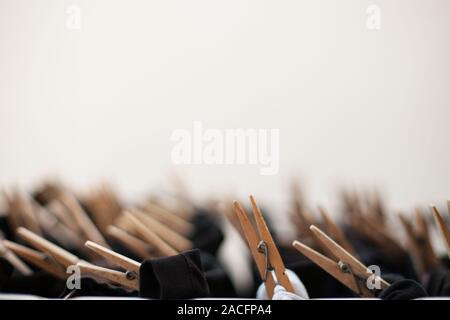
[425, 265, 450, 296]
[139, 249, 210, 299]
[59, 277, 138, 298]
[200, 251, 236, 298]
[0, 215, 14, 241]
[344, 226, 418, 281]
[0, 264, 66, 298]
[0, 258, 15, 290]
[377, 278, 428, 300]
[189, 209, 224, 256]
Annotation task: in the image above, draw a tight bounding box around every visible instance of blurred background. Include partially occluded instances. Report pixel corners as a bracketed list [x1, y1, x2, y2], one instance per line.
[1, 0, 449, 218]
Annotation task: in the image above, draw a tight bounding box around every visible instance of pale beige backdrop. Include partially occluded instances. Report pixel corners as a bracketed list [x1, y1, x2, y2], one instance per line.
[1, 0, 449, 216]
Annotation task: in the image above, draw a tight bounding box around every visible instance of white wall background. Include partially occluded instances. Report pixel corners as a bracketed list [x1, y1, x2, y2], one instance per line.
[1, 0, 449, 216]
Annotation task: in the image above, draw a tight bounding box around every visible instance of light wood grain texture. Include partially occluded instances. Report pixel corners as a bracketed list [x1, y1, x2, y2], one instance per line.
[77, 262, 138, 291]
[132, 209, 192, 252]
[144, 202, 193, 236]
[0, 240, 33, 275]
[107, 225, 153, 260]
[17, 227, 81, 268]
[85, 240, 140, 275]
[59, 192, 110, 248]
[124, 211, 178, 257]
[3, 240, 66, 279]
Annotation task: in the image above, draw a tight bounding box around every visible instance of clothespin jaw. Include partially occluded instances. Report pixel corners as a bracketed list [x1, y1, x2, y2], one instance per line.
[144, 202, 193, 236]
[0, 241, 33, 275]
[431, 205, 450, 258]
[350, 213, 405, 259]
[123, 211, 178, 257]
[318, 206, 356, 256]
[3, 190, 42, 235]
[130, 209, 192, 252]
[77, 262, 139, 291]
[78, 241, 141, 291]
[364, 189, 387, 227]
[82, 183, 122, 235]
[106, 225, 153, 260]
[218, 198, 246, 240]
[16, 227, 81, 269]
[414, 209, 439, 269]
[58, 191, 110, 248]
[85, 241, 140, 275]
[2, 240, 67, 279]
[293, 225, 390, 297]
[233, 196, 294, 299]
[289, 182, 316, 243]
[399, 211, 439, 278]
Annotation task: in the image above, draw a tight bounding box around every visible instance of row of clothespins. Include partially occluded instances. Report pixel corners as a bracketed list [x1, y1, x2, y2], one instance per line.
[1, 182, 199, 292]
[222, 181, 450, 298]
[1, 181, 449, 299]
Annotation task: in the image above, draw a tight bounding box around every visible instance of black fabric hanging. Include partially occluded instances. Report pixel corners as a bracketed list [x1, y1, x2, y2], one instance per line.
[376, 277, 428, 300]
[425, 265, 450, 296]
[139, 249, 210, 299]
[200, 251, 236, 298]
[189, 209, 224, 256]
[0, 258, 15, 291]
[0, 265, 66, 298]
[59, 277, 138, 298]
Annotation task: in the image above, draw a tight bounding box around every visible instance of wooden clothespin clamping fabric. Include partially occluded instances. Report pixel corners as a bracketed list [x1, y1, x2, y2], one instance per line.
[77, 241, 141, 291]
[293, 225, 390, 297]
[233, 195, 294, 299]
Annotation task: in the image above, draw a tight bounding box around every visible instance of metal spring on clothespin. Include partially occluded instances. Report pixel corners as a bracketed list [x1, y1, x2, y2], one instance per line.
[125, 270, 137, 281]
[338, 260, 363, 296]
[257, 240, 273, 281]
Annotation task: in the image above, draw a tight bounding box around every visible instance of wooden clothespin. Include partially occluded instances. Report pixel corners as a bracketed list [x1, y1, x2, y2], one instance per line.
[2, 240, 66, 279]
[350, 213, 406, 258]
[293, 225, 390, 297]
[398, 210, 439, 278]
[0, 240, 33, 275]
[33, 180, 64, 205]
[83, 184, 122, 235]
[58, 191, 110, 248]
[16, 227, 82, 269]
[366, 189, 387, 227]
[339, 188, 363, 223]
[48, 200, 82, 236]
[431, 205, 450, 258]
[234, 195, 294, 299]
[318, 206, 356, 256]
[218, 198, 246, 240]
[289, 181, 316, 242]
[130, 209, 192, 252]
[123, 211, 178, 257]
[143, 202, 193, 236]
[106, 225, 153, 260]
[77, 241, 140, 291]
[3, 190, 42, 235]
[291, 207, 315, 242]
